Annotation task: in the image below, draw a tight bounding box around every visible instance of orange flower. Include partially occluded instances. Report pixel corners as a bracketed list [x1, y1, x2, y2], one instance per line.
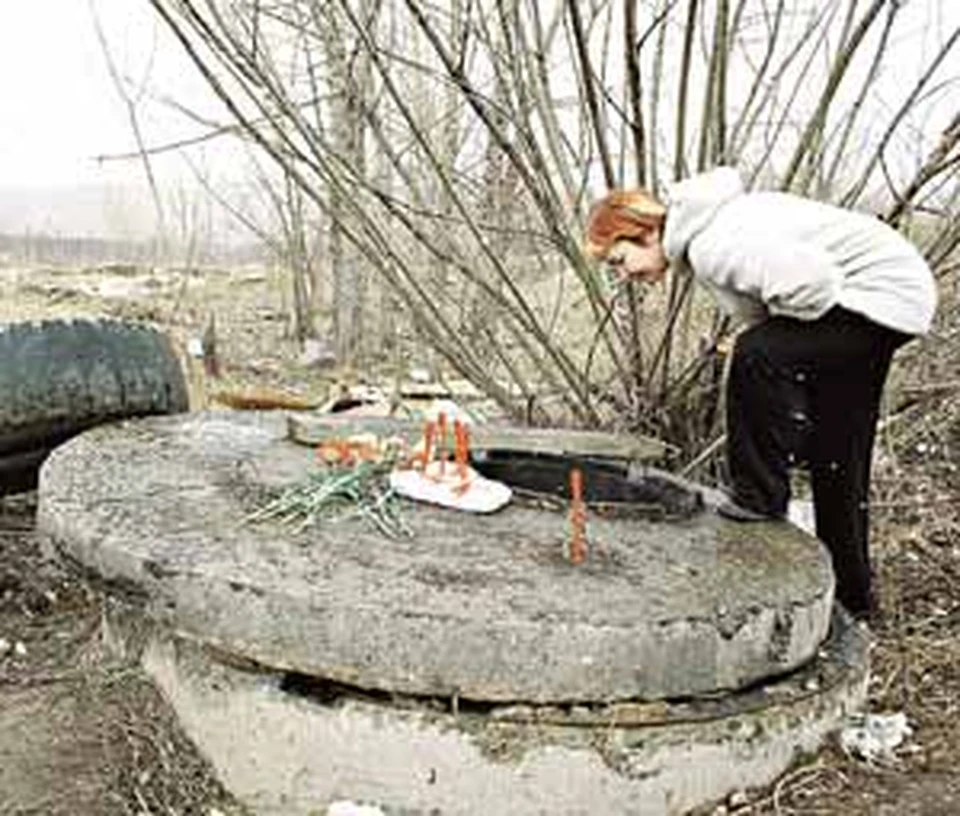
[315, 436, 381, 466]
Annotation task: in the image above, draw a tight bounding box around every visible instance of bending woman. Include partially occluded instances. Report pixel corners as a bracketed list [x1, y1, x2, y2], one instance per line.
[584, 167, 936, 619]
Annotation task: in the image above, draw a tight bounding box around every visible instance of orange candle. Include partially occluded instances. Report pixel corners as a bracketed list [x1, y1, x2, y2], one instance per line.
[454, 420, 470, 481]
[569, 467, 587, 564]
[437, 412, 448, 475]
[421, 420, 436, 469]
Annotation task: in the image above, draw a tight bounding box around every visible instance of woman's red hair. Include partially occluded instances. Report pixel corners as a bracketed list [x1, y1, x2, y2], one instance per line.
[584, 189, 666, 260]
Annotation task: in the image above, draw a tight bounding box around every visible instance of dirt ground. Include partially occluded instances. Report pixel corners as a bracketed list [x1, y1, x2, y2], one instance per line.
[0, 492, 247, 816]
[1, 262, 958, 815]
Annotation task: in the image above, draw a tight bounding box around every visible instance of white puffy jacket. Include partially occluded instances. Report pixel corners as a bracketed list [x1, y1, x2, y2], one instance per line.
[662, 168, 937, 335]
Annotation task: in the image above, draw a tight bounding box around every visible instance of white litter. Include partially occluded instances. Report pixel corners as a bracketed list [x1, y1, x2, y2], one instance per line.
[186, 337, 204, 358]
[839, 712, 912, 762]
[326, 802, 386, 816]
[390, 461, 511, 514]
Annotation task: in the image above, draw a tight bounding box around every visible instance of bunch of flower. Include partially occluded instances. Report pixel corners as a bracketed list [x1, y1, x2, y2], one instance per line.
[247, 432, 411, 538]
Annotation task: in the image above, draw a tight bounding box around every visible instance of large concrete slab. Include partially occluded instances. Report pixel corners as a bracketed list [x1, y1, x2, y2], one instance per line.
[37, 411, 834, 703]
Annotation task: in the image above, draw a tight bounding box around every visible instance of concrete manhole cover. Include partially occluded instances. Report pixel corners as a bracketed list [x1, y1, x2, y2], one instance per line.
[35, 411, 867, 814]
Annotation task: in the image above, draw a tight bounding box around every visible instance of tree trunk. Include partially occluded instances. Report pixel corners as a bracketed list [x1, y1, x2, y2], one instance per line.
[323, 4, 372, 366]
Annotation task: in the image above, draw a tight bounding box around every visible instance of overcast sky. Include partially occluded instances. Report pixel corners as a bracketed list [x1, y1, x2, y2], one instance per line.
[0, 0, 228, 237]
[3, 1, 142, 188]
[0, 0, 218, 190]
[0, 0, 956, 238]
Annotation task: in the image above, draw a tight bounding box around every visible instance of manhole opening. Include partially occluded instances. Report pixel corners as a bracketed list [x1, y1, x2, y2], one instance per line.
[279, 672, 500, 715]
[470, 449, 703, 520]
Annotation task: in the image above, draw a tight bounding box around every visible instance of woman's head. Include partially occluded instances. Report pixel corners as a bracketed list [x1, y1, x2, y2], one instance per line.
[584, 189, 668, 283]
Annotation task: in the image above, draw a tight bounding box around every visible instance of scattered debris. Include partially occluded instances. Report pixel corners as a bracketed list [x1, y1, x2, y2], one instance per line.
[211, 387, 318, 411]
[326, 802, 386, 816]
[839, 712, 912, 763]
[320, 384, 393, 417]
[202, 312, 221, 378]
[299, 338, 337, 370]
[418, 397, 478, 425]
[186, 336, 204, 358]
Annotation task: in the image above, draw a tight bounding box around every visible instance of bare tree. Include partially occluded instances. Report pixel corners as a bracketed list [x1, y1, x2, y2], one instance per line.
[91, 0, 169, 260]
[144, 0, 959, 459]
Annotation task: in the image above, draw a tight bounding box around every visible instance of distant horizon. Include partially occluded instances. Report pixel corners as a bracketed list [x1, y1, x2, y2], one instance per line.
[0, 180, 261, 248]
[0, 204, 267, 268]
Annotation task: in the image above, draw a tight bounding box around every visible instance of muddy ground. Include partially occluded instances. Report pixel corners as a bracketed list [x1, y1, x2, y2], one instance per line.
[0, 263, 958, 814]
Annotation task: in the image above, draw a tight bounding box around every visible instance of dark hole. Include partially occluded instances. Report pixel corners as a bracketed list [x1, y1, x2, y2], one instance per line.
[470, 450, 703, 520]
[279, 672, 353, 704]
[279, 671, 500, 715]
[328, 397, 370, 413]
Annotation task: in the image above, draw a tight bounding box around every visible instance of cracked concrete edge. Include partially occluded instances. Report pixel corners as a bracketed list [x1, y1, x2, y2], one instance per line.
[39, 505, 834, 703]
[142, 618, 869, 816]
[92, 554, 834, 704]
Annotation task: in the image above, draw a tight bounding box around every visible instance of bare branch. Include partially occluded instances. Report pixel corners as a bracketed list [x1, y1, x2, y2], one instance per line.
[673, 0, 700, 181]
[781, 0, 887, 191]
[90, 0, 168, 253]
[565, 0, 614, 188]
[842, 23, 960, 207]
[885, 112, 960, 227]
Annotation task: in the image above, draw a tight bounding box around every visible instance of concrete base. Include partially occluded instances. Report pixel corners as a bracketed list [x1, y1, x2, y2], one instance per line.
[143, 612, 868, 816]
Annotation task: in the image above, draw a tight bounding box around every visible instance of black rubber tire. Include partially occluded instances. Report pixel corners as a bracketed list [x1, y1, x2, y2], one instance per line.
[0, 319, 189, 494]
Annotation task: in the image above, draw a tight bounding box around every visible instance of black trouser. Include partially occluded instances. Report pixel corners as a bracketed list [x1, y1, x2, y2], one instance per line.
[726, 307, 910, 616]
